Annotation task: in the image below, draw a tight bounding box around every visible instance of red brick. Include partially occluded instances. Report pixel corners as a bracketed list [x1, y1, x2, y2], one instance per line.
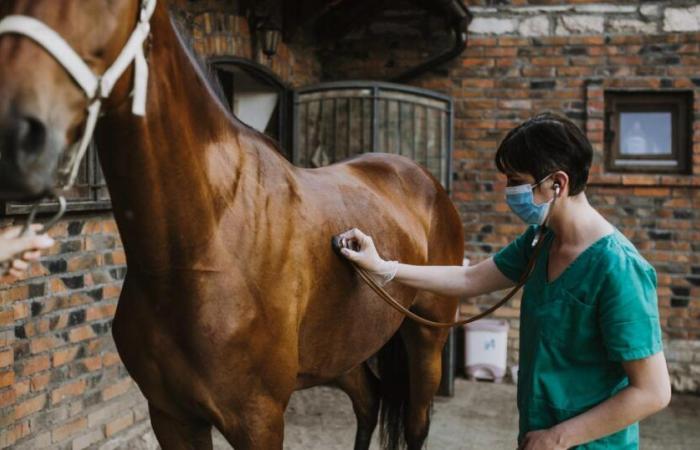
[85, 304, 117, 321]
[52, 345, 80, 367]
[531, 56, 567, 66]
[0, 285, 29, 305]
[105, 412, 134, 437]
[103, 283, 122, 299]
[0, 310, 14, 326]
[102, 352, 121, 367]
[30, 335, 62, 354]
[69, 325, 96, 343]
[461, 57, 494, 68]
[20, 354, 50, 377]
[30, 372, 51, 392]
[0, 370, 14, 389]
[52, 417, 88, 443]
[14, 393, 46, 419]
[51, 379, 87, 405]
[102, 378, 132, 401]
[0, 388, 15, 408]
[13, 380, 29, 398]
[0, 349, 12, 368]
[12, 303, 28, 320]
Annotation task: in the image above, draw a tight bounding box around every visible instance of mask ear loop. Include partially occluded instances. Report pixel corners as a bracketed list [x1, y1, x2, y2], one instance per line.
[531, 181, 561, 247]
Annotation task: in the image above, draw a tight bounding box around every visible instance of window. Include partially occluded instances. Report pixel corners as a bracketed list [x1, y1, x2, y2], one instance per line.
[605, 91, 692, 174]
[208, 57, 291, 160]
[2, 143, 111, 215]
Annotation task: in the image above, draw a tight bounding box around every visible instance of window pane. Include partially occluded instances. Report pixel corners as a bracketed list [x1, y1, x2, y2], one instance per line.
[619, 112, 672, 155]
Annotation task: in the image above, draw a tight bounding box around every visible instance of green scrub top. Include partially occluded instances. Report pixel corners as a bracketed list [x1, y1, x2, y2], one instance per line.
[493, 225, 663, 449]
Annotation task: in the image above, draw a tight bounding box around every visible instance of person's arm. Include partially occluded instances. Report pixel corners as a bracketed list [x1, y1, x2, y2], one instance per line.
[0, 225, 54, 278]
[337, 228, 514, 298]
[520, 352, 671, 450]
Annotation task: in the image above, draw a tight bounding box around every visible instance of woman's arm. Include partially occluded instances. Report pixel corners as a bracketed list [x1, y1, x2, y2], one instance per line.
[394, 257, 514, 297]
[337, 228, 515, 298]
[520, 351, 671, 450]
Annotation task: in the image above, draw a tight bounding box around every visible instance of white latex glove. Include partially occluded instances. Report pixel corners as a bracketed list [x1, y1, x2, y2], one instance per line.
[338, 228, 398, 286]
[0, 225, 54, 278]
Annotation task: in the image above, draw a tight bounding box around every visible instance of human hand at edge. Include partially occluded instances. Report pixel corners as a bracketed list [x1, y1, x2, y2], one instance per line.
[0, 225, 55, 278]
[337, 228, 399, 287]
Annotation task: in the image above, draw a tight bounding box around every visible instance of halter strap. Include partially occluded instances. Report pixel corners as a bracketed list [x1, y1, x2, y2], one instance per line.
[0, 0, 157, 188]
[0, 16, 98, 97]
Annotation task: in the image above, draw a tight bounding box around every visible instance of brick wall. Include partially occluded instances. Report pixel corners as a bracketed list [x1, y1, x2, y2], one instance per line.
[186, 4, 321, 87]
[453, 1, 700, 393]
[0, 215, 147, 449]
[321, 1, 700, 392]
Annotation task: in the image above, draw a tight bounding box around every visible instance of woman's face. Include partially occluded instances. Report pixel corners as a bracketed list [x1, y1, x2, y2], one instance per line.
[505, 171, 558, 206]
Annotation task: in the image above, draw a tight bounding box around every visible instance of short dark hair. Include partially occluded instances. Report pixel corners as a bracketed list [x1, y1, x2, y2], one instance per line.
[495, 113, 593, 195]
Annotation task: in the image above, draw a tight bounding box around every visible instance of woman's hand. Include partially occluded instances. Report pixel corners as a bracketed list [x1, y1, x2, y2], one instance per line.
[337, 228, 386, 272]
[337, 228, 399, 286]
[519, 428, 568, 450]
[0, 225, 54, 278]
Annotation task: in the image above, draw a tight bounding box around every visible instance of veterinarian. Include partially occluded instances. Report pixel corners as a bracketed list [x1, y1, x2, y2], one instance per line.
[339, 113, 670, 450]
[0, 225, 53, 278]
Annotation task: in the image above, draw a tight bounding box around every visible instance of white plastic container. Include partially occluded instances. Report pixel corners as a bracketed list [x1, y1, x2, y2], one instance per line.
[463, 319, 509, 382]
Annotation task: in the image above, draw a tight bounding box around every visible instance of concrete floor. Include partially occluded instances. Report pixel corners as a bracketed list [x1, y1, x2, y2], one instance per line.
[207, 378, 700, 449]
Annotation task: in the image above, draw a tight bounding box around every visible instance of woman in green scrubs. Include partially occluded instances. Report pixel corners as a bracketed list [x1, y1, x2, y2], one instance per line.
[339, 113, 671, 449]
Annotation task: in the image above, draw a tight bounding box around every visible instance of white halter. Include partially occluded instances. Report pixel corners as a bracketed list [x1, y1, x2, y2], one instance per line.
[0, 0, 157, 189]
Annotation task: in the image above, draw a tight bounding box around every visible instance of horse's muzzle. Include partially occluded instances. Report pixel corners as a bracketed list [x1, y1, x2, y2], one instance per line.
[0, 112, 57, 200]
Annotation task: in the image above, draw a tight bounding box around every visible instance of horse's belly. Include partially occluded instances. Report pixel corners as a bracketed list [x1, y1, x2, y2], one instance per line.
[296, 284, 416, 383]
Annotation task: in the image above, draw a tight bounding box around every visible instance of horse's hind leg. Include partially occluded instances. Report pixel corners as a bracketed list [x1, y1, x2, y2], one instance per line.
[149, 403, 213, 450]
[400, 292, 456, 450]
[334, 362, 381, 450]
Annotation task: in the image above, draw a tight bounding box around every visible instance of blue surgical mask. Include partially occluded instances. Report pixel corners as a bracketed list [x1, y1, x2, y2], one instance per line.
[505, 175, 554, 226]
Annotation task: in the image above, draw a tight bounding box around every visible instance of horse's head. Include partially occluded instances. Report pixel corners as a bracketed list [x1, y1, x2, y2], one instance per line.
[0, 0, 147, 200]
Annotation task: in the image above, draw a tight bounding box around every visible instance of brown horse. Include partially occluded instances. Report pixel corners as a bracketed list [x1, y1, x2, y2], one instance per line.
[0, 1, 464, 449]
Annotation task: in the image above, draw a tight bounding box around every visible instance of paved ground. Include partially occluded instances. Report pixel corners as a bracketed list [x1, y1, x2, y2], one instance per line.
[208, 379, 700, 449]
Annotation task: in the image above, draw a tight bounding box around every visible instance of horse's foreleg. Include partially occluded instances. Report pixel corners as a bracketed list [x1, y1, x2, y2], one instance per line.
[334, 362, 381, 450]
[400, 293, 456, 450]
[149, 403, 213, 450]
[216, 394, 286, 450]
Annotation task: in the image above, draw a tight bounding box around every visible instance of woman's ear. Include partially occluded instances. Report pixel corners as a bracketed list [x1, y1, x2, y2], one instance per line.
[552, 171, 569, 197]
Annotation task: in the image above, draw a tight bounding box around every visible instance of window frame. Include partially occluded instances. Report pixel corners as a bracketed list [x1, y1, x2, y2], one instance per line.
[604, 90, 692, 174]
[207, 56, 293, 160]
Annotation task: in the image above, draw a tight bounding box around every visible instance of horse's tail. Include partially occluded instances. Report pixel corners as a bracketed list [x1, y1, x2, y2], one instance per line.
[377, 332, 409, 450]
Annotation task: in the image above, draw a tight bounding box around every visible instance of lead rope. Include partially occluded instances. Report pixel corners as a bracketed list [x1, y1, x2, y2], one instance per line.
[341, 227, 548, 329]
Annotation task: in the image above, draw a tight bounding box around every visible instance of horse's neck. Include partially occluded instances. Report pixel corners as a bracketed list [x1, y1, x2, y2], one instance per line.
[95, 7, 269, 275]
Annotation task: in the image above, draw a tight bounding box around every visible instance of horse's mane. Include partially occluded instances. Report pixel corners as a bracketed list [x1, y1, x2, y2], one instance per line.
[166, 6, 288, 157]
[168, 8, 237, 119]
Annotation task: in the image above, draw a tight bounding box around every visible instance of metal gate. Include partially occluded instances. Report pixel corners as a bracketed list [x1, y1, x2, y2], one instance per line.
[294, 81, 457, 396]
[293, 81, 453, 190]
